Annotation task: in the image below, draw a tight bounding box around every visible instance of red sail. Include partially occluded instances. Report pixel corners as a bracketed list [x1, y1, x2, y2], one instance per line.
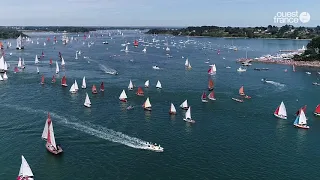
[315, 104, 320, 113]
[209, 91, 215, 98]
[274, 106, 280, 115]
[208, 79, 214, 89]
[49, 59, 52, 65]
[296, 105, 307, 115]
[47, 113, 52, 144]
[134, 40, 138, 46]
[100, 82, 105, 91]
[41, 75, 45, 84]
[202, 92, 206, 99]
[136, 87, 144, 96]
[92, 85, 97, 94]
[14, 67, 19, 72]
[61, 76, 67, 85]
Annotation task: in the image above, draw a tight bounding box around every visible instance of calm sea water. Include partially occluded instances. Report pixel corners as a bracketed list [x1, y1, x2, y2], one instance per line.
[0, 30, 319, 180]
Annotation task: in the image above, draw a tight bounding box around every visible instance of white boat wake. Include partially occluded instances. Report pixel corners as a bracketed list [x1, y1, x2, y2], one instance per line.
[265, 80, 285, 87]
[1, 104, 153, 150]
[98, 64, 118, 75]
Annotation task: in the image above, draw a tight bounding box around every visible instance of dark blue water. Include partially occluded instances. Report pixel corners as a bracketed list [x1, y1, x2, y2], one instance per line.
[0, 30, 319, 180]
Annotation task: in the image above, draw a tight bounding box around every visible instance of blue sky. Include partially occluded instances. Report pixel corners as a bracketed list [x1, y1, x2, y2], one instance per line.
[1, 0, 319, 27]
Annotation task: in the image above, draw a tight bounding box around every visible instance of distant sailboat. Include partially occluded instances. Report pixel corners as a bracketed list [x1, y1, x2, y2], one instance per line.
[69, 83, 77, 94]
[314, 104, 320, 116]
[208, 64, 216, 75]
[84, 93, 91, 107]
[75, 52, 78, 60]
[274, 101, 287, 119]
[82, 76, 86, 89]
[37, 67, 39, 74]
[208, 79, 214, 91]
[125, 45, 129, 53]
[208, 91, 216, 100]
[92, 85, 98, 94]
[61, 57, 65, 66]
[17, 155, 34, 180]
[40, 75, 45, 85]
[100, 82, 105, 92]
[16, 35, 24, 50]
[293, 109, 309, 129]
[43, 112, 63, 154]
[201, 92, 208, 102]
[144, 80, 149, 88]
[49, 59, 53, 65]
[61, 76, 67, 87]
[74, 80, 79, 91]
[142, 47, 147, 53]
[239, 86, 245, 95]
[183, 107, 195, 123]
[51, 75, 56, 83]
[156, 80, 162, 89]
[134, 40, 139, 47]
[55, 61, 59, 74]
[35, 55, 39, 64]
[296, 105, 307, 116]
[185, 58, 189, 67]
[169, 103, 176, 115]
[180, 100, 189, 110]
[128, 80, 134, 90]
[136, 87, 144, 96]
[119, 90, 128, 102]
[142, 97, 152, 111]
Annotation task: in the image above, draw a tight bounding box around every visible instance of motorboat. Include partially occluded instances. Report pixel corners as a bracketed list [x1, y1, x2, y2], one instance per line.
[145, 142, 163, 152]
[152, 66, 160, 70]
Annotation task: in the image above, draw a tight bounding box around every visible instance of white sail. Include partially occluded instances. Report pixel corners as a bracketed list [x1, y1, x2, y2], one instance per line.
[61, 57, 65, 66]
[36, 67, 39, 73]
[119, 90, 127, 99]
[180, 100, 188, 108]
[125, 45, 129, 52]
[48, 120, 57, 149]
[18, 155, 34, 178]
[82, 76, 86, 88]
[142, 47, 147, 52]
[187, 62, 192, 68]
[144, 97, 151, 108]
[75, 52, 78, 60]
[22, 58, 25, 66]
[278, 101, 287, 117]
[55, 61, 59, 74]
[185, 107, 192, 119]
[170, 103, 176, 113]
[41, 118, 49, 140]
[3, 72, 8, 80]
[69, 83, 76, 92]
[74, 80, 79, 90]
[185, 59, 189, 66]
[35, 55, 39, 64]
[84, 93, 91, 106]
[211, 64, 217, 72]
[44, 42, 46, 46]
[18, 57, 22, 68]
[16, 35, 22, 49]
[144, 80, 149, 87]
[128, 80, 133, 90]
[298, 110, 307, 125]
[0, 75, 3, 81]
[156, 80, 162, 89]
[166, 47, 170, 51]
[0, 56, 5, 70]
[4, 61, 7, 71]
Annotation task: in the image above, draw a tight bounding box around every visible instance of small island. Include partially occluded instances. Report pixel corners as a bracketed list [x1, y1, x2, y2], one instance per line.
[146, 25, 320, 39]
[0, 27, 28, 39]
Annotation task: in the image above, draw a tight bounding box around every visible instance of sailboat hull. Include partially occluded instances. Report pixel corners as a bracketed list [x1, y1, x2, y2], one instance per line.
[314, 112, 320, 116]
[46, 143, 63, 155]
[294, 124, 310, 129]
[120, 99, 127, 102]
[128, 88, 133, 91]
[144, 107, 152, 111]
[16, 47, 24, 50]
[84, 104, 91, 108]
[201, 99, 208, 103]
[181, 107, 189, 110]
[61, 84, 68, 87]
[274, 113, 287, 120]
[136, 93, 144, 96]
[183, 118, 195, 123]
[92, 91, 98, 94]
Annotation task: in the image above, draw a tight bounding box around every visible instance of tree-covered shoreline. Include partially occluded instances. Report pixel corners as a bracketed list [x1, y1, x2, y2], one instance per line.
[146, 25, 320, 39]
[294, 36, 320, 61]
[0, 27, 28, 39]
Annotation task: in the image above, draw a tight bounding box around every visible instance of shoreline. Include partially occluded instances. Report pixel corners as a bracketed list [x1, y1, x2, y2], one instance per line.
[237, 59, 320, 68]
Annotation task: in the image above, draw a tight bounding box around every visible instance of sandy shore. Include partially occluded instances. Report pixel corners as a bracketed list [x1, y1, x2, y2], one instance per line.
[237, 59, 320, 68]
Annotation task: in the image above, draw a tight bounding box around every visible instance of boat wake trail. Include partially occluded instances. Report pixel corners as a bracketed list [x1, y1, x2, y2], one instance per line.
[98, 64, 117, 75]
[265, 80, 285, 87]
[1, 104, 151, 150]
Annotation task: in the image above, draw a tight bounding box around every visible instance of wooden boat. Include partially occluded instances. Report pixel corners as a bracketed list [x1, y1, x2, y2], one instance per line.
[142, 97, 152, 111]
[180, 100, 189, 110]
[183, 107, 195, 123]
[92, 85, 98, 94]
[17, 155, 34, 180]
[232, 97, 244, 103]
[40, 75, 45, 85]
[119, 90, 127, 102]
[84, 93, 91, 107]
[208, 79, 214, 91]
[136, 87, 144, 96]
[201, 91, 208, 102]
[169, 103, 177, 115]
[314, 104, 320, 116]
[42, 113, 63, 155]
[61, 76, 67, 87]
[100, 82, 105, 92]
[274, 101, 287, 119]
[51, 75, 56, 83]
[294, 109, 309, 129]
[208, 91, 216, 100]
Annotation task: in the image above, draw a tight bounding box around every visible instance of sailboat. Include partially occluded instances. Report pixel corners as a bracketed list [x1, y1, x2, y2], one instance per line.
[208, 79, 214, 91]
[166, 46, 170, 52]
[187, 62, 192, 69]
[296, 105, 307, 116]
[142, 97, 152, 111]
[74, 80, 79, 91]
[16, 35, 24, 50]
[314, 104, 320, 116]
[55, 61, 59, 74]
[169, 103, 177, 115]
[37, 67, 40, 74]
[134, 40, 139, 47]
[274, 101, 287, 119]
[185, 59, 189, 67]
[17, 155, 34, 180]
[61, 57, 65, 66]
[156, 80, 162, 89]
[142, 47, 147, 53]
[0, 56, 5, 72]
[201, 92, 208, 102]
[128, 80, 134, 90]
[293, 109, 309, 129]
[144, 80, 149, 88]
[92, 85, 98, 94]
[61, 76, 67, 87]
[82, 76, 86, 89]
[84, 93, 91, 107]
[125, 45, 129, 53]
[100, 82, 105, 92]
[119, 90, 128, 102]
[183, 107, 195, 123]
[17, 57, 23, 69]
[35, 55, 39, 64]
[40, 75, 45, 85]
[69, 83, 77, 94]
[239, 86, 245, 95]
[208, 91, 216, 100]
[75, 52, 78, 60]
[51, 75, 56, 83]
[136, 87, 144, 96]
[180, 100, 189, 110]
[49, 59, 53, 65]
[208, 64, 217, 75]
[3, 72, 8, 80]
[43, 113, 63, 154]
